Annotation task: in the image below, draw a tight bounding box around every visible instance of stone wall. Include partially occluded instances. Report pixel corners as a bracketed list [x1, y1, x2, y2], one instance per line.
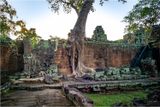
[54, 46, 72, 75]
[0, 43, 24, 73]
[0, 40, 56, 77]
[84, 43, 138, 68]
[0, 43, 24, 84]
[0, 45, 12, 72]
[54, 43, 139, 74]
[1, 40, 159, 77]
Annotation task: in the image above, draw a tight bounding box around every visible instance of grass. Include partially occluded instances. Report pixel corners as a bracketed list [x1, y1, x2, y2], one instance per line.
[85, 91, 147, 107]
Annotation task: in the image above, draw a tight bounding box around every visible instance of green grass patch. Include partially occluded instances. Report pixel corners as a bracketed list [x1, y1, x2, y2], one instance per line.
[85, 91, 147, 107]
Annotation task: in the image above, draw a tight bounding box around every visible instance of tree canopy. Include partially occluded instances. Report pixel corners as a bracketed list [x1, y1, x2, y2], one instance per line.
[47, 0, 126, 16]
[0, 0, 17, 36]
[123, 0, 160, 33]
[0, 0, 41, 46]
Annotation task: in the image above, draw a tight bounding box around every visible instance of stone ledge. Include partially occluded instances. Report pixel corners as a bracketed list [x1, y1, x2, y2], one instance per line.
[62, 84, 93, 107]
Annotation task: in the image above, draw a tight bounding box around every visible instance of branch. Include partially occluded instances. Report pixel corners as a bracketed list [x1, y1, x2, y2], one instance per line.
[60, 0, 79, 15]
[70, 3, 79, 15]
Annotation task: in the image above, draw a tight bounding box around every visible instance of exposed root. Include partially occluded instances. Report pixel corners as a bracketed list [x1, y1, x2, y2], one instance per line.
[69, 62, 96, 78]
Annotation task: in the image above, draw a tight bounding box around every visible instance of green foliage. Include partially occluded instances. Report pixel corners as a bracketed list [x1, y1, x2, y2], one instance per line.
[113, 39, 124, 43]
[124, 0, 160, 33]
[15, 22, 41, 48]
[47, 65, 58, 76]
[92, 26, 107, 42]
[123, 33, 135, 44]
[0, 80, 17, 96]
[48, 36, 60, 50]
[150, 24, 160, 43]
[0, 0, 16, 36]
[123, 0, 160, 44]
[134, 28, 149, 44]
[123, 28, 150, 44]
[47, 0, 126, 15]
[85, 91, 147, 106]
[43, 41, 50, 48]
[0, 34, 17, 48]
[47, 0, 94, 15]
[0, 35, 12, 45]
[141, 57, 155, 65]
[94, 67, 145, 81]
[0, 0, 41, 47]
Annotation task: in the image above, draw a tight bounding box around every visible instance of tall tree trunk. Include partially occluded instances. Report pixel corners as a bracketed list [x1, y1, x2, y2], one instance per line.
[68, 0, 94, 77]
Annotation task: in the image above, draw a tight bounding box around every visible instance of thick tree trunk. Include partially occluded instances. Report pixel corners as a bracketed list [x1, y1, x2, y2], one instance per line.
[68, 0, 94, 77]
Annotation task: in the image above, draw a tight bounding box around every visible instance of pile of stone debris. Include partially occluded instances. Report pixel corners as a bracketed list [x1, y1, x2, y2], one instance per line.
[91, 67, 148, 81]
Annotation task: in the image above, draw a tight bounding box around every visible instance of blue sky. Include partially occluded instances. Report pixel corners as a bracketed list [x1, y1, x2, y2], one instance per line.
[8, 0, 137, 40]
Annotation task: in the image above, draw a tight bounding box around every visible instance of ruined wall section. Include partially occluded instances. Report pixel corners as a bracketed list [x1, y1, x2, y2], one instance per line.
[0, 41, 140, 76]
[106, 46, 138, 67]
[54, 46, 72, 75]
[0, 45, 12, 72]
[0, 42, 24, 73]
[54, 43, 139, 74]
[0, 42, 24, 84]
[83, 43, 108, 69]
[84, 43, 138, 68]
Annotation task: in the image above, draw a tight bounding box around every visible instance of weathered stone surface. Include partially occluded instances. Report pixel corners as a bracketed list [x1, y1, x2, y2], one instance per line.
[54, 46, 72, 75]
[68, 79, 160, 93]
[43, 75, 54, 84]
[1, 89, 74, 106]
[0, 45, 12, 72]
[0, 43, 24, 84]
[54, 43, 139, 74]
[62, 85, 94, 107]
[0, 44, 23, 73]
[93, 67, 145, 81]
[1, 39, 159, 77]
[24, 40, 55, 76]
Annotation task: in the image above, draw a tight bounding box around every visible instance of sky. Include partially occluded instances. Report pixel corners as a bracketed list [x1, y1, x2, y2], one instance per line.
[8, 0, 137, 40]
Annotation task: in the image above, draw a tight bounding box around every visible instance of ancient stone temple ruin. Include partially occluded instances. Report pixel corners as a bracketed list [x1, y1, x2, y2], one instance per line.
[1, 31, 160, 107]
[1, 38, 160, 78]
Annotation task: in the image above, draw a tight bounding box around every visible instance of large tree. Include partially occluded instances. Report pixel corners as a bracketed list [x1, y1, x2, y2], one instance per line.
[48, 0, 126, 77]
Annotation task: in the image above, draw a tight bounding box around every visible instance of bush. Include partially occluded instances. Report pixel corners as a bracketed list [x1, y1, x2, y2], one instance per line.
[0, 35, 12, 45]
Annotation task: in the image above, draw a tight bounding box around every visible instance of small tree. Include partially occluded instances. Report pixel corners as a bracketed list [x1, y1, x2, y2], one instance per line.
[15, 21, 41, 48]
[123, 0, 160, 43]
[0, 0, 41, 47]
[92, 25, 107, 42]
[0, 0, 16, 36]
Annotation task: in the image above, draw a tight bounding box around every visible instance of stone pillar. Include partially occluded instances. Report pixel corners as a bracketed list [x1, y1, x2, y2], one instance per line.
[23, 38, 32, 76]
